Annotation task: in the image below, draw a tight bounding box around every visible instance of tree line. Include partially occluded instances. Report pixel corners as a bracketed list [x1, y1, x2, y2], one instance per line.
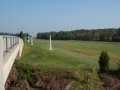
[0, 32, 15, 36]
[0, 32, 30, 38]
[37, 28, 120, 42]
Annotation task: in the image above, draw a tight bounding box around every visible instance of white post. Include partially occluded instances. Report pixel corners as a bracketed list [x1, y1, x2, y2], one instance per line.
[31, 37, 33, 45]
[0, 36, 5, 90]
[49, 35, 52, 50]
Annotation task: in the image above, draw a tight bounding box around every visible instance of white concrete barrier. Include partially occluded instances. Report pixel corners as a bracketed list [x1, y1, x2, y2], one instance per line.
[0, 35, 24, 90]
[0, 36, 4, 90]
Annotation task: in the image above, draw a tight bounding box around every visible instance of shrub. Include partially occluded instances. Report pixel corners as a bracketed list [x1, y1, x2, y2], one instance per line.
[16, 63, 36, 83]
[71, 64, 104, 90]
[98, 51, 109, 73]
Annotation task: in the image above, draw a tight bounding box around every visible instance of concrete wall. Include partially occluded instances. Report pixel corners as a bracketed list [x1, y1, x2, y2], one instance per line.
[0, 36, 4, 90]
[3, 44, 19, 84]
[18, 37, 24, 58]
[0, 36, 24, 89]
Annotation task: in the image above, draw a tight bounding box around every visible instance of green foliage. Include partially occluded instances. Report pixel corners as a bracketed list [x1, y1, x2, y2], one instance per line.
[112, 28, 120, 42]
[34, 67, 75, 80]
[19, 31, 25, 42]
[15, 62, 105, 89]
[37, 28, 118, 41]
[0, 32, 15, 35]
[71, 64, 104, 90]
[15, 62, 75, 85]
[99, 51, 109, 73]
[117, 60, 120, 72]
[16, 63, 36, 83]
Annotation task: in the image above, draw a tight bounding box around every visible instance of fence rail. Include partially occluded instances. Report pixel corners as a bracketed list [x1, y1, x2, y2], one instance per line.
[2, 36, 19, 53]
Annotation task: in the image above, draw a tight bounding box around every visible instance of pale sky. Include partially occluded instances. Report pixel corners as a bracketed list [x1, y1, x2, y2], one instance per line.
[0, 0, 120, 36]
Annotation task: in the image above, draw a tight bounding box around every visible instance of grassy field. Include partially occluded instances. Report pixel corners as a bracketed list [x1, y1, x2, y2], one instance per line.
[18, 39, 120, 69]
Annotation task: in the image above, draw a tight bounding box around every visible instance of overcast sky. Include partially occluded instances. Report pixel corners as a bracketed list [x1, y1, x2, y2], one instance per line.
[0, 0, 120, 36]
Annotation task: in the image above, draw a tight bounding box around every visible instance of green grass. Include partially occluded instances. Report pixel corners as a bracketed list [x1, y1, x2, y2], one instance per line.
[19, 39, 120, 69]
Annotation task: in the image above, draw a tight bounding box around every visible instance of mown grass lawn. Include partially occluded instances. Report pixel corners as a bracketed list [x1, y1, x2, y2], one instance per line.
[18, 39, 120, 69]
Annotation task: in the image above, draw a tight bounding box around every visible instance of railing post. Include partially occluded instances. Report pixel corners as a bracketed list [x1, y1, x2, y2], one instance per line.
[10, 37, 12, 48]
[0, 36, 5, 90]
[13, 37, 15, 46]
[15, 37, 16, 44]
[6, 38, 8, 52]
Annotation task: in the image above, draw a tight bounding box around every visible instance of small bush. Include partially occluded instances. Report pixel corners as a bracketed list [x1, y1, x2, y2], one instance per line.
[98, 51, 109, 73]
[71, 64, 104, 90]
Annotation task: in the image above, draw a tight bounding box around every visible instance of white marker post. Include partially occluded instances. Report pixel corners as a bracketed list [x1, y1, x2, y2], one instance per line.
[31, 37, 33, 45]
[49, 35, 52, 50]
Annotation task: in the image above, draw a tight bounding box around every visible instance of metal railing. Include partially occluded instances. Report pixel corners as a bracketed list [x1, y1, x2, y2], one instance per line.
[2, 36, 19, 53]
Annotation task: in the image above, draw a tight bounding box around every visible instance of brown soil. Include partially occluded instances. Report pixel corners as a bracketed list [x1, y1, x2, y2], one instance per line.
[104, 76, 120, 90]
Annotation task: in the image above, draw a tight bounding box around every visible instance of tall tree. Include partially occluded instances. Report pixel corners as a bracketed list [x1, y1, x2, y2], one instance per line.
[19, 31, 25, 42]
